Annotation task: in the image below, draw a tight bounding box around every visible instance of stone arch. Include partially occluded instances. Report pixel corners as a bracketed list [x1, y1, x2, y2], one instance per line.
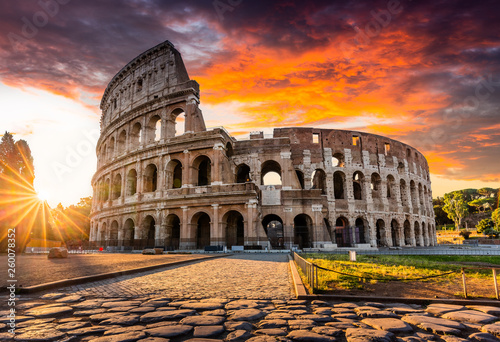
[355, 217, 367, 244]
[334, 171, 345, 199]
[410, 180, 418, 207]
[335, 216, 351, 247]
[141, 215, 156, 247]
[192, 212, 211, 249]
[192, 155, 212, 186]
[236, 164, 251, 183]
[391, 219, 400, 247]
[404, 219, 412, 246]
[223, 211, 244, 248]
[261, 160, 282, 186]
[123, 218, 135, 248]
[387, 174, 397, 199]
[99, 222, 107, 242]
[147, 114, 162, 143]
[422, 222, 428, 246]
[295, 170, 305, 189]
[117, 130, 127, 154]
[371, 173, 382, 199]
[332, 152, 345, 167]
[111, 173, 122, 200]
[103, 177, 110, 201]
[167, 159, 183, 189]
[171, 107, 186, 137]
[414, 221, 421, 246]
[130, 122, 142, 147]
[311, 169, 327, 194]
[397, 162, 405, 175]
[144, 164, 158, 192]
[294, 214, 313, 249]
[225, 142, 234, 158]
[108, 137, 115, 159]
[102, 144, 107, 162]
[262, 214, 284, 248]
[109, 220, 119, 245]
[418, 183, 424, 206]
[126, 169, 137, 196]
[165, 214, 180, 250]
[376, 219, 387, 247]
[353, 171, 364, 200]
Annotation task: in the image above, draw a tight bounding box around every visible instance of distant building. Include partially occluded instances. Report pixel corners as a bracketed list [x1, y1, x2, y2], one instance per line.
[89, 41, 436, 250]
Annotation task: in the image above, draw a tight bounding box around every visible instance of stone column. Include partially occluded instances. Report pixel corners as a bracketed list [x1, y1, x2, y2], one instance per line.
[211, 204, 220, 246]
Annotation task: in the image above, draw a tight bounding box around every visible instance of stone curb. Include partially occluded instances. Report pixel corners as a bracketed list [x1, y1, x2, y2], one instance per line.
[13, 253, 232, 294]
[288, 255, 309, 297]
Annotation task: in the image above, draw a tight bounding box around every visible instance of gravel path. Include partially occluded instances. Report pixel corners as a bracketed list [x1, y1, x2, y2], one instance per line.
[59, 254, 294, 300]
[0, 253, 208, 287]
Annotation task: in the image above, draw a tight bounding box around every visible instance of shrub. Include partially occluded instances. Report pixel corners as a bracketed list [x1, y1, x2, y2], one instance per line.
[459, 230, 471, 239]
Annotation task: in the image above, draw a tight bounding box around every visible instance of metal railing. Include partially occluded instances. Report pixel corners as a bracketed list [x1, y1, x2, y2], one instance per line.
[292, 252, 318, 293]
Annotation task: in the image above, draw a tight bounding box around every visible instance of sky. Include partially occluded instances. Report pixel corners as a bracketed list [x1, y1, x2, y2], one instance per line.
[1, 0, 499, 207]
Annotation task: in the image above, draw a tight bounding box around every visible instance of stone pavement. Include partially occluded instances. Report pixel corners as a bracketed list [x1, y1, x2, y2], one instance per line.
[2, 254, 500, 341]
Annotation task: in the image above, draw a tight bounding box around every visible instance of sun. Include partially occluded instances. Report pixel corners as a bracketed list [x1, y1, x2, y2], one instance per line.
[37, 189, 51, 202]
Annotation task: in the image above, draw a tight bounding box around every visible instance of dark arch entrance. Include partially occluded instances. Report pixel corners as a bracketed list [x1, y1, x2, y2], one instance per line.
[355, 218, 366, 244]
[123, 218, 135, 249]
[294, 214, 312, 249]
[165, 214, 180, 250]
[142, 216, 156, 248]
[335, 217, 351, 247]
[376, 219, 386, 247]
[262, 214, 284, 248]
[225, 211, 244, 248]
[391, 219, 400, 247]
[195, 213, 211, 249]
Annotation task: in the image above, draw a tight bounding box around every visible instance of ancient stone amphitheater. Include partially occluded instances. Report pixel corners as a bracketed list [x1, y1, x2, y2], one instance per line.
[89, 41, 436, 251]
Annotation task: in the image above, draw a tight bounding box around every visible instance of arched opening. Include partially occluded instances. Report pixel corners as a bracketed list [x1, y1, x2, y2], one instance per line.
[335, 217, 351, 247]
[261, 160, 282, 186]
[332, 153, 345, 167]
[295, 170, 305, 189]
[144, 164, 158, 192]
[194, 213, 211, 249]
[410, 180, 418, 207]
[111, 174, 121, 200]
[334, 171, 345, 199]
[353, 171, 364, 200]
[400, 179, 409, 207]
[226, 142, 234, 158]
[148, 115, 161, 143]
[109, 221, 119, 246]
[142, 215, 156, 248]
[355, 218, 366, 244]
[371, 173, 382, 199]
[103, 178, 110, 201]
[224, 211, 244, 248]
[397, 162, 405, 175]
[236, 164, 251, 183]
[311, 169, 327, 194]
[165, 214, 180, 250]
[418, 183, 424, 206]
[99, 222, 106, 243]
[108, 137, 115, 159]
[262, 214, 284, 249]
[167, 159, 183, 189]
[126, 169, 137, 196]
[376, 219, 386, 247]
[123, 219, 135, 248]
[391, 219, 400, 247]
[422, 222, 428, 246]
[102, 144, 107, 162]
[404, 220, 412, 246]
[136, 78, 143, 92]
[414, 222, 421, 246]
[117, 130, 127, 154]
[294, 214, 312, 249]
[193, 156, 211, 186]
[130, 122, 142, 147]
[173, 108, 185, 136]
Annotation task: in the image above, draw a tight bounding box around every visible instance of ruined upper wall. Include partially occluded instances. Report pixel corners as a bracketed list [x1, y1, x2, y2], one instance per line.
[99, 40, 199, 130]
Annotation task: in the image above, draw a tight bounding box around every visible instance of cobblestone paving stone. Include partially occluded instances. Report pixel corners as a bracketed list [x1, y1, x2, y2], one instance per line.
[2, 254, 500, 341]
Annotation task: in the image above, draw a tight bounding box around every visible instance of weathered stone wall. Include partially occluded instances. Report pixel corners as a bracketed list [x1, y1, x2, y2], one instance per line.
[90, 41, 436, 250]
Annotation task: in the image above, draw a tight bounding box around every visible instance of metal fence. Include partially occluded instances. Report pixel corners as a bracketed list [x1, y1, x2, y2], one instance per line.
[292, 252, 318, 293]
[307, 247, 500, 256]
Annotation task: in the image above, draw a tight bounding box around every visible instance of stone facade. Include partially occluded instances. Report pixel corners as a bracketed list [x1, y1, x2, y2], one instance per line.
[89, 40, 436, 250]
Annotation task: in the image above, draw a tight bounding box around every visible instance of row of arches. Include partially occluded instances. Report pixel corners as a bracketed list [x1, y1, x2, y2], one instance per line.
[99, 108, 186, 164]
[375, 219, 435, 247]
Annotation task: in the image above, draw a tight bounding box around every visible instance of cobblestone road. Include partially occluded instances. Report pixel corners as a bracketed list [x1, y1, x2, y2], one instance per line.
[58, 253, 294, 300]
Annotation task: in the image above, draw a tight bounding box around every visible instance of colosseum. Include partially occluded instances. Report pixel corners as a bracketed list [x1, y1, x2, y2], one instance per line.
[89, 40, 437, 251]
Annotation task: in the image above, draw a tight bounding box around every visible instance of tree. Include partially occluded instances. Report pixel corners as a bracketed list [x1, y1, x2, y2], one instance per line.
[0, 132, 36, 252]
[50, 197, 92, 247]
[433, 197, 454, 226]
[442, 191, 469, 230]
[477, 218, 495, 235]
[493, 208, 500, 230]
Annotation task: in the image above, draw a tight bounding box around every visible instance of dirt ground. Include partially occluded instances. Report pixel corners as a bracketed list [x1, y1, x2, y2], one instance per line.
[324, 276, 499, 300]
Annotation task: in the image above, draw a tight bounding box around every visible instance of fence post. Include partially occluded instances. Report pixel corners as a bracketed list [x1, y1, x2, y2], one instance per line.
[493, 268, 499, 300]
[461, 268, 467, 299]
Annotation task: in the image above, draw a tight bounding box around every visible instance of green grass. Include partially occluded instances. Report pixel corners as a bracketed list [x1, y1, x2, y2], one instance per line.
[300, 254, 500, 291]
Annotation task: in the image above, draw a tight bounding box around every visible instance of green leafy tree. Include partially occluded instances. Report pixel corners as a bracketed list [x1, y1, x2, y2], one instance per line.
[493, 208, 500, 230]
[442, 191, 469, 230]
[50, 197, 92, 247]
[477, 218, 495, 234]
[433, 197, 454, 226]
